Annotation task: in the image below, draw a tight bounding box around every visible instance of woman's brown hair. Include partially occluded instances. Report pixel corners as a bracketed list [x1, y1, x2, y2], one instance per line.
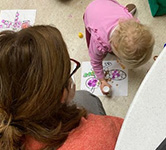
[0, 25, 87, 150]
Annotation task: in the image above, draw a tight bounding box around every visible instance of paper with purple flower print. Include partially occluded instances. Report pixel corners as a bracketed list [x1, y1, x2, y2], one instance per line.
[81, 61, 128, 96]
[0, 10, 36, 31]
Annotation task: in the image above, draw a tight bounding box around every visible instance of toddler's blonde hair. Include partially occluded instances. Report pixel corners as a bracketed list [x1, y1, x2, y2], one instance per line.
[110, 19, 155, 68]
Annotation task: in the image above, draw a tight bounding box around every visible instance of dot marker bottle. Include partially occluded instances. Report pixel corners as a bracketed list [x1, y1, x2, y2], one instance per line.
[103, 86, 111, 97]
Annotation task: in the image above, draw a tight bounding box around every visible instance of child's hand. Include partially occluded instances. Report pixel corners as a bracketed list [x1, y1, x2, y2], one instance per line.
[99, 79, 112, 95]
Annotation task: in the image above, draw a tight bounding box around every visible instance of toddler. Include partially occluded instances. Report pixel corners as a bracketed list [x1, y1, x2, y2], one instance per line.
[84, 0, 155, 95]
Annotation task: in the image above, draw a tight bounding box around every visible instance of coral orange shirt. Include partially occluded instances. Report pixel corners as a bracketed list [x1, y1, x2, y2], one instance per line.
[25, 114, 123, 150]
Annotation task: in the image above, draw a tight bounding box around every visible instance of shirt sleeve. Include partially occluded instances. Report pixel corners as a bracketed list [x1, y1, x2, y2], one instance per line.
[89, 37, 107, 79]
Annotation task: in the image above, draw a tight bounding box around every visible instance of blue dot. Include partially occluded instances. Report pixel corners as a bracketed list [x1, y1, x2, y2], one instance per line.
[164, 43, 166, 47]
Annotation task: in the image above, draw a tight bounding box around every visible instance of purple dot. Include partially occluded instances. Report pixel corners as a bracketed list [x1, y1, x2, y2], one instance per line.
[88, 80, 92, 86]
[89, 79, 98, 87]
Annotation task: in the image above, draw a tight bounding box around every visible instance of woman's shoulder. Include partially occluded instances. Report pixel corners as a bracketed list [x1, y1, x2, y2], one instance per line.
[81, 114, 124, 137]
[88, 113, 123, 122]
[81, 114, 123, 129]
[58, 114, 123, 150]
[24, 114, 123, 150]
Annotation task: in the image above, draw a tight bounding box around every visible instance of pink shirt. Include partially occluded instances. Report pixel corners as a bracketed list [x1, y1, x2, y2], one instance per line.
[84, 0, 133, 79]
[25, 114, 123, 150]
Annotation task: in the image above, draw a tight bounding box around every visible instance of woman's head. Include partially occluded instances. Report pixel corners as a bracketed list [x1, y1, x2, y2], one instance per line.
[0, 25, 86, 150]
[110, 19, 155, 68]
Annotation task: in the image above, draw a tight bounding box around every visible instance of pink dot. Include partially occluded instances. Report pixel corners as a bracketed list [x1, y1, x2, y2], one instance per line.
[16, 12, 19, 17]
[21, 23, 29, 29]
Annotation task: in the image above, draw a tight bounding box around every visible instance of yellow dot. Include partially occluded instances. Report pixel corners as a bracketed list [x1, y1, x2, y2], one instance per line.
[78, 32, 83, 38]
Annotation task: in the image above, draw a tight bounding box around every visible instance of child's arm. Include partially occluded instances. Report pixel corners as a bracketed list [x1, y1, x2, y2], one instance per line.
[89, 40, 105, 79]
[89, 42, 112, 95]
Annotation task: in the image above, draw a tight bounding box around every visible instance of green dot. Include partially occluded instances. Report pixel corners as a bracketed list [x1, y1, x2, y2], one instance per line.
[88, 72, 91, 76]
[83, 73, 88, 77]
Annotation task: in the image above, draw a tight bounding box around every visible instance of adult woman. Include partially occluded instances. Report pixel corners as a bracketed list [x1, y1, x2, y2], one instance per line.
[0, 25, 123, 150]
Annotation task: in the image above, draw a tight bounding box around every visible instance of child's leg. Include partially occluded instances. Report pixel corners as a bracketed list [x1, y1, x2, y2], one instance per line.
[73, 90, 106, 115]
[85, 28, 91, 48]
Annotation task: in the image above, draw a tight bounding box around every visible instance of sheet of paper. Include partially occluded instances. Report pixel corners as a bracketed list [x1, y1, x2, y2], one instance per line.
[0, 10, 36, 31]
[81, 61, 128, 96]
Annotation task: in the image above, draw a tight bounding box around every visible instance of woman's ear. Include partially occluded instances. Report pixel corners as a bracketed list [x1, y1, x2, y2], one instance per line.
[61, 78, 76, 104]
[61, 88, 68, 103]
[67, 82, 76, 102]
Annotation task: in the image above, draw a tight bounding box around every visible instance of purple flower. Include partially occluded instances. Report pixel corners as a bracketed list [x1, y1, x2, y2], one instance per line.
[88, 78, 98, 87]
[112, 70, 120, 79]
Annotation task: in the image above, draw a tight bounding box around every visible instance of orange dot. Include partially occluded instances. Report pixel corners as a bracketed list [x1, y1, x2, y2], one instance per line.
[78, 32, 83, 38]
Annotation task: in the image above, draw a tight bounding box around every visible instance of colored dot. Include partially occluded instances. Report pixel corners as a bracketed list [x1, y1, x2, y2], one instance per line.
[83, 73, 88, 77]
[22, 23, 29, 29]
[164, 43, 166, 47]
[153, 55, 158, 61]
[88, 72, 91, 76]
[78, 32, 83, 38]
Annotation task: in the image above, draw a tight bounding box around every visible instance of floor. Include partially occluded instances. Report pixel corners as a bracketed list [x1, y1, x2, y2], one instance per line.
[1, 0, 166, 118]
